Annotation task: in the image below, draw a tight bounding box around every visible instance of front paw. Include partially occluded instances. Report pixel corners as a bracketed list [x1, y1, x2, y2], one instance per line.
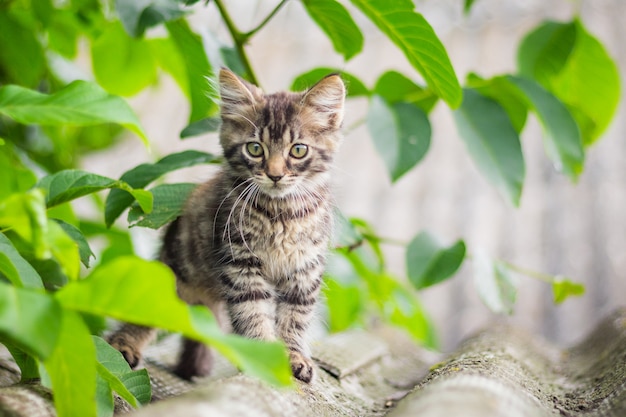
[289, 351, 315, 383]
[108, 335, 142, 369]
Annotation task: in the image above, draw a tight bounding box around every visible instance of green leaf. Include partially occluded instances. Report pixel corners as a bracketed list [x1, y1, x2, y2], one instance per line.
[0, 233, 44, 289]
[180, 117, 221, 138]
[37, 170, 153, 214]
[507, 76, 584, 181]
[323, 277, 364, 332]
[473, 251, 517, 314]
[374, 70, 438, 113]
[91, 22, 158, 96]
[302, 0, 364, 61]
[0, 189, 49, 258]
[0, 13, 45, 87]
[291, 68, 369, 97]
[4, 342, 39, 381]
[105, 150, 218, 226]
[54, 220, 95, 268]
[388, 287, 437, 349]
[368, 96, 431, 182]
[0, 282, 62, 359]
[128, 183, 196, 229]
[149, 37, 189, 96]
[166, 19, 218, 123]
[44, 310, 97, 417]
[56, 256, 292, 386]
[465, 74, 528, 133]
[463, 0, 477, 14]
[453, 88, 525, 206]
[116, 0, 186, 37]
[517, 21, 577, 87]
[406, 231, 465, 290]
[552, 277, 585, 304]
[350, 0, 461, 107]
[47, 10, 81, 58]
[0, 81, 148, 144]
[46, 219, 81, 280]
[0, 144, 37, 201]
[551, 20, 620, 144]
[94, 336, 151, 409]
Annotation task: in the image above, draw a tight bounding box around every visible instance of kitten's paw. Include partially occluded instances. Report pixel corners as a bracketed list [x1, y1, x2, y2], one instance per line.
[289, 351, 315, 383]
[108, 335, 142, 369]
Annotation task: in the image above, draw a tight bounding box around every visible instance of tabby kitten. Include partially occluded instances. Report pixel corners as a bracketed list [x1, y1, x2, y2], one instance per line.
[108, 68, 345, 383]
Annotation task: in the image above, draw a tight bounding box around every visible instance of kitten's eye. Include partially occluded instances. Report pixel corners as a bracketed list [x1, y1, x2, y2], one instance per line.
[245, 142, 264, 157]
[290, 144, 308, 159]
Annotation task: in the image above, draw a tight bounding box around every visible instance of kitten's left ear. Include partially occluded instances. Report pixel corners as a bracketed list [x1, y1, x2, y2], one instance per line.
[301, 74, 345, 130]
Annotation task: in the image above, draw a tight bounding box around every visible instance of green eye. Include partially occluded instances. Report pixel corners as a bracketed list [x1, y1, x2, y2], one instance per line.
[245, 142, 263, 157]
[290, 144, 308, 159]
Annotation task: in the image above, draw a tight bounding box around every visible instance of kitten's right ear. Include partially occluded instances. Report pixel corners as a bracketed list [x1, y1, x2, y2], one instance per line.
[219, 68, 263, 119]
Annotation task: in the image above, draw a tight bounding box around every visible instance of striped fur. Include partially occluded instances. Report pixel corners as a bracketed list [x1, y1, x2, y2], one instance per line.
[109, 69, 345, 383]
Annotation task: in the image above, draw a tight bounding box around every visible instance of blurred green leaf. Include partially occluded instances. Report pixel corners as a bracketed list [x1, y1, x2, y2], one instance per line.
[507, 76, 584, 181]
[44, 310, 97, 417]
[473, 251, 517, 314]
[47, 10, 81, 58]
[54, 219, 95, 268]
[368, 96, 431, 182]
[0, 189, 49, 258]
[552, 277, 585, 304]
[0, 13, 45, 87]
[166, 19, 218, 123]
[116, 0, 186, 37]
[0, 144, 37, 201]
[291, 68, 369, 97]
[180, 117, 221, 138]
[453, 88, 525, 206]
[128, 183, 196, 229]
[350, 0, 461, 107]
[406, 231, 465, 290]
[323, 277, 364, 332]
[37, 170, 153, 214]
[46, 219, 80, 280]
[149, 37, 189, 96]
[56, 256, 292, 386]
[0, 233, 44, 288]
[388, 287, 437, 349]
[302, 0, 364, 60]
[4, 342, 39, 381]
[0, 81, 148, 144]
[0, 282, 62, 359]
[464, 0, 477, 14]
[105, 150, 218, 227]
[374, 70, 438, 113]
[92, 22, 158, 96]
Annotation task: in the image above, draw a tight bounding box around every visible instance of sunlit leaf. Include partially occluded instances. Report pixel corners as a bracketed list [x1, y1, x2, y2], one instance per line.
[0, 233, 44, 288]
[0, 81, 148, 144]
[128, 183, 196, 229]
[291, 68, 369, 97]
[552, 277, 585, 304]
[406, 231, 465, 290]
[350, 0, 461, 107]
[0, 13, 45, 87]
[0, 189, 49, 258]
[302, 0, 364, 60]
[374, 70, 437, 113]
[0, 144, 37, 201]
[54, 219, 95, 268]
[453, 88, 525, 206]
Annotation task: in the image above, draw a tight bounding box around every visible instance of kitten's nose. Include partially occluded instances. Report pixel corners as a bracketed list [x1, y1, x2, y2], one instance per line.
[268, 174, 284, 183]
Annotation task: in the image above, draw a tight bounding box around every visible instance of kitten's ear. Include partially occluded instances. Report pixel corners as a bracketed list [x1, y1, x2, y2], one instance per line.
[219, 68, 263, 119]
[301, 74, 345, 131]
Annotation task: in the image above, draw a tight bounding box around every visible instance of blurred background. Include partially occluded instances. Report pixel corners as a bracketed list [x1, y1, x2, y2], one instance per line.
[82, 0, 625, 351]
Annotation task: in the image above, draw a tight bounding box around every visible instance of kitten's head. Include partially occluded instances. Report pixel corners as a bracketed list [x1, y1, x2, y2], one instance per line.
[218, 68, 345, 198]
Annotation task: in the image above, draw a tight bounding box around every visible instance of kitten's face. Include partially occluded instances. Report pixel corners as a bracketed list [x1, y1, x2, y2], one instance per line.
[218, 69, 345, 198]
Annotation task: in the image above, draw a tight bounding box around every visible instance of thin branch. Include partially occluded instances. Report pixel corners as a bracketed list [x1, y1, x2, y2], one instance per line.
[242, 0, 290, 40]
[500, 260, 556, 284]
[212, 0, 260, 85]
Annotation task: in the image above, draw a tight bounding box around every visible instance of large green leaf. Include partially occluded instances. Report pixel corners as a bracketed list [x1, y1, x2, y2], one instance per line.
[0, 233, 44, 288]
[0, 81, 148, 144]
[105, 150, 217, 227]
[507, 76, 584, 181]
[116, 0, 186, 37]
[350, 0, 461, 108]
[37, 170, 153, 214]
[406, 231, 466, 290]
[44, 310, 97, 417]
[166, 19, 218, 123]
[374, 70, 438, 113]
[302, 0, 364, 61]
[472, 251, 517, 314]
[0, 13, 45, 87]
[128, 183, 196, 229]
[0, 282, 62, 358]
[91, 22, 158, 96]
[367, 96, 431, 182]
[56, 256, 292, 386]
[453, 88, 525, 206]
[291, 68, 369, 97]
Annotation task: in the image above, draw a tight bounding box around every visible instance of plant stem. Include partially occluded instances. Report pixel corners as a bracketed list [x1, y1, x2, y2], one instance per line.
[243, 0, 290, 40]
[212, 0, 260, 86]
[499, 260, 555, 283]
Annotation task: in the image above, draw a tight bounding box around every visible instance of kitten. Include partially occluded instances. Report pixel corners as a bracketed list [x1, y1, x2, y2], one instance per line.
[108, 68, 345, 383]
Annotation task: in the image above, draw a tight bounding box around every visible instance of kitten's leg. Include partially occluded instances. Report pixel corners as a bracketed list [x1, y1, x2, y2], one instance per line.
[174, 338, 211, 380]
[108, 324, 156, 368]
[276, 273, 322, 383]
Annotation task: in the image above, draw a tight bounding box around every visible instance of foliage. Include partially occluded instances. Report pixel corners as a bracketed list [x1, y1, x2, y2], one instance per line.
[0, 0, 618, 416]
